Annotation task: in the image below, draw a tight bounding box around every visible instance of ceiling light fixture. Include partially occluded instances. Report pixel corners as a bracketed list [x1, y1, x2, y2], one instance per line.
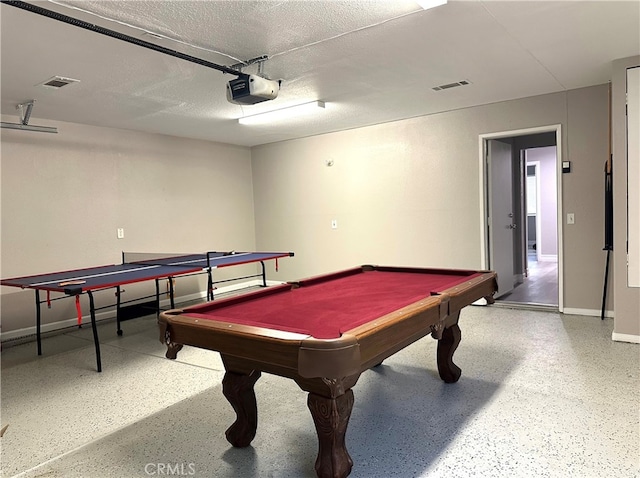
[238, 100, 326, 125]
[416, 0, 447, 10]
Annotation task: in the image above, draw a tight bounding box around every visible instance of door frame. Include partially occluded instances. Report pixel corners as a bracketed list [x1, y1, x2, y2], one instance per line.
[478, 124, 564, 311]
[526, 160, 542, 263]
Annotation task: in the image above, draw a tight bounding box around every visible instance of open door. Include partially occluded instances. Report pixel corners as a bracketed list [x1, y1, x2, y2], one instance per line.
[487, 139, 516, 298]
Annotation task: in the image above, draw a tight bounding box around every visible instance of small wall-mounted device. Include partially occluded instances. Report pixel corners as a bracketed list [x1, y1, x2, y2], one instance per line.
[562, 161, 571, 173]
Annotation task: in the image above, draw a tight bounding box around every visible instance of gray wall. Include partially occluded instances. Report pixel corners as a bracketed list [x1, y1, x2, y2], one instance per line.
[0, 119, 260, 335]
[612, 56, 640, 339]
[252, 85, 611, 315]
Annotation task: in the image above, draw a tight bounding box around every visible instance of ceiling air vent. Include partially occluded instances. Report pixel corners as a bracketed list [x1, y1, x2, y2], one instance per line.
[37, 76, 80, 89]
[432, 80, 471, 92]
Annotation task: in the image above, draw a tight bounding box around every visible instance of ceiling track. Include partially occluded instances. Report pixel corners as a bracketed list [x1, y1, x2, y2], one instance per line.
[3, 0, 245, 77]
[0, 99, 58, 133]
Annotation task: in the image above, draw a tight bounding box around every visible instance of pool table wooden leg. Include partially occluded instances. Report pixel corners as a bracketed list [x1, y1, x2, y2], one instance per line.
[222, 370, 262, 447]
[437, 322, 462, 383]
[308, 390, 354, 478]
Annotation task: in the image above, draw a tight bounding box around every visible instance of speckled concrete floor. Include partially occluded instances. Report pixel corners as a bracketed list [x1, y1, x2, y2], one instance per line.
[1, 307, 638, 478]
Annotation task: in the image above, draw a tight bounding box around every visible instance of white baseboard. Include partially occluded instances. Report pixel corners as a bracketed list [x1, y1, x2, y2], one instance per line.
[538, 254, 558, 262]
[1, 280, 282, 343]
[562, 307, 614, 318]
[612, 332, 640, 344]
[562, 310, 639, 343]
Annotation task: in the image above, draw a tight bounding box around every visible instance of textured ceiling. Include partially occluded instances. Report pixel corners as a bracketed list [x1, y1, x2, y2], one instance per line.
[1, 0, 639, 147]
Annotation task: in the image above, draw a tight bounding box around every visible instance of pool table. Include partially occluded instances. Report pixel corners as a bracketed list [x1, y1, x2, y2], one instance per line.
[159, 265, 497, 478]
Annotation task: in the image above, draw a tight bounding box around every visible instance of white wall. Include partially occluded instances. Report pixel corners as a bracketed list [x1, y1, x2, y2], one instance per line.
[526, 147, 557, 258]
[0, 118, 258, 335]
[627, 67, 640, 288]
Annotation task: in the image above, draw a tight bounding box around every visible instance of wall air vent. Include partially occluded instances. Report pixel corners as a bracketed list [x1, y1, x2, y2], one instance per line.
[432, 80, 471, 91]
[37, 76, 80, 89]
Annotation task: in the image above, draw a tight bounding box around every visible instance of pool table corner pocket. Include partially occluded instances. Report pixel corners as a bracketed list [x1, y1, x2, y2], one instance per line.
[158, 312, 184, 359]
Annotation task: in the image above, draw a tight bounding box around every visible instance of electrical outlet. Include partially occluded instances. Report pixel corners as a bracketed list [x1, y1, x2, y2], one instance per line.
[117, 228, 125, 239]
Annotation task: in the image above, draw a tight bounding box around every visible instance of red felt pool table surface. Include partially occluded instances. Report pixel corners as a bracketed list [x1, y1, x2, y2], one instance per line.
[183, 266, 485, 339]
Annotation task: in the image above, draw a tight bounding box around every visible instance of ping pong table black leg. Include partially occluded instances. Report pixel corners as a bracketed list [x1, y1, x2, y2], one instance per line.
[116, 286, 123, 336]
[260, 261, 267, 287]
[168, 277, 176, 309]
[87, 291, 102, 372]
[155, 279, 160, 317]
[207, 268, 214, 301]
[35, 290, 42, 356]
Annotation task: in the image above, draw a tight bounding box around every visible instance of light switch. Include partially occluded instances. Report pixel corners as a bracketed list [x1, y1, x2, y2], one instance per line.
[567, 213, 575, 225]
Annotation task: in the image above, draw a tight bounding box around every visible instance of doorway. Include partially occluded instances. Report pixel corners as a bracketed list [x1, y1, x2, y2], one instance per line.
[480, 126, 562, 311]
[512, 147, 559, 306]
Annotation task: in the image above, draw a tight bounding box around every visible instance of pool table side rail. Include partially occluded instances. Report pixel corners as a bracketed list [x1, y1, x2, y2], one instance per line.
[330, 295, 446, 374]
[360, 265, 498, 321]
[291, 264, 487, 289]
[363, 264, 483, 278]
[159, 311, 312, 372]
[345, 269, 496, 371]
[436, 271, 498, 315]
[160, 293, 447, 380]
[288, 266, 366, 288]
[186, 282, 294, 309]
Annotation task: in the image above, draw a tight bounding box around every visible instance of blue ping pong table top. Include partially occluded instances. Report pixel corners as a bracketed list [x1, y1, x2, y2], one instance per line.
[0, 251, 293, 294]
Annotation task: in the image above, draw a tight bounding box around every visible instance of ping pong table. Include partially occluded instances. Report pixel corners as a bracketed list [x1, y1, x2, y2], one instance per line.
[1, 251, 294, 372]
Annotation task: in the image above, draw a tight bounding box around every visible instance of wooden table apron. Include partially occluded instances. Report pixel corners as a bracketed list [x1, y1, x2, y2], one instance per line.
[158, 265, 497, 478]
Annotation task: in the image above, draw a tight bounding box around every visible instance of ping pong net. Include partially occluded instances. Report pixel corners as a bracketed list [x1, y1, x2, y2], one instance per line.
[121, 252, 208, 268]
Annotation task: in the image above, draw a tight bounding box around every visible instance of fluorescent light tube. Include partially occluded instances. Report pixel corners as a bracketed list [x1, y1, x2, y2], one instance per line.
[416, 0, 447, 10]
[238, 101, 325, 125]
